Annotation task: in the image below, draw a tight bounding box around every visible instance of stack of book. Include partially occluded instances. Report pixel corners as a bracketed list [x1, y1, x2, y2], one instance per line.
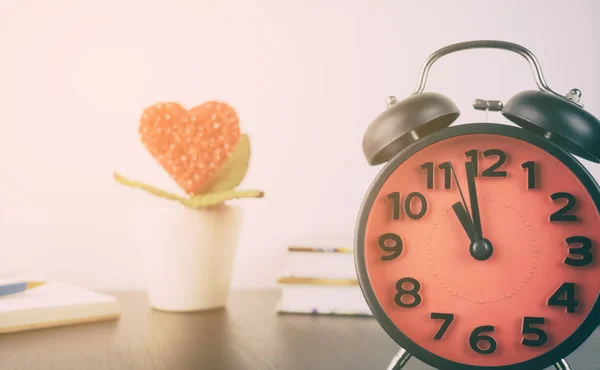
[276, 246, 372, 316]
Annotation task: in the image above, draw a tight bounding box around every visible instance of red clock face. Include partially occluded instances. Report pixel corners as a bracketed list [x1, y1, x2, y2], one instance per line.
[357, 125, 600, 369]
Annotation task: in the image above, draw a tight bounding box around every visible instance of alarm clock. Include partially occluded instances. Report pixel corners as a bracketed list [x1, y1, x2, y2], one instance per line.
[355, 40, 600, 370]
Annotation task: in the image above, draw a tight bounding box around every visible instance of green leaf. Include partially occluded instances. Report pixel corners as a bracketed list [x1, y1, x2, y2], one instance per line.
[183, 189, 264, 208]
[113, 172, 187, 202]
[114, 172, 263, 208]
[200, 134, 251, 193]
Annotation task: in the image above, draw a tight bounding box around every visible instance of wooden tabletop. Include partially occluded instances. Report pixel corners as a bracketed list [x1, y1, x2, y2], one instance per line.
[0, 290, 598, 370]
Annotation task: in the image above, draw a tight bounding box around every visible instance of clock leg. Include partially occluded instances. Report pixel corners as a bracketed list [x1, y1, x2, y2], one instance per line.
[553, 358, 572, 370]
[386, 347, 412, 370]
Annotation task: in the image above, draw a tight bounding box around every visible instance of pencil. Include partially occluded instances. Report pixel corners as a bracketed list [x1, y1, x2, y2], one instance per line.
[0, 281, 47, 298]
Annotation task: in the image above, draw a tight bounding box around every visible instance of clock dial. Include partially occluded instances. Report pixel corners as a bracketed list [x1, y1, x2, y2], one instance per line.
[358, 129, 600, 368]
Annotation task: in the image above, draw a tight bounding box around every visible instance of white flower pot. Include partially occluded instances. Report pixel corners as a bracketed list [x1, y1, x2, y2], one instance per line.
[135, 201, 243, 312]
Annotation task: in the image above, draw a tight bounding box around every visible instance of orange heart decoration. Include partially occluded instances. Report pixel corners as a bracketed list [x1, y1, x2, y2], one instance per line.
[139, 101, 241, 195]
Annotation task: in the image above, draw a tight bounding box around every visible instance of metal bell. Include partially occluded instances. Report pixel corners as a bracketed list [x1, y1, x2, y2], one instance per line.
[502, 89, 600, 163]
[362, 92, 460, 165]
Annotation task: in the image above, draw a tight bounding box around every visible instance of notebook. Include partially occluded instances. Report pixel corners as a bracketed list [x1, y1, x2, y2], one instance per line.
[0, 280, 120, 334]
[276, 276, 372, 316]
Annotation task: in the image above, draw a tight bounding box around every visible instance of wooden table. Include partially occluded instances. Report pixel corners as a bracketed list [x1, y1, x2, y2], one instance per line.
[0, 290, 597, 369]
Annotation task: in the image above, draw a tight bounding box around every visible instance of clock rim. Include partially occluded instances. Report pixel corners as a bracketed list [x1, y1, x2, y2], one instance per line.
[354, 122, 600, 370]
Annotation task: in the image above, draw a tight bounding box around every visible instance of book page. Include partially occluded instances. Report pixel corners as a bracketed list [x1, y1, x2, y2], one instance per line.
[0, 281, 117, 312]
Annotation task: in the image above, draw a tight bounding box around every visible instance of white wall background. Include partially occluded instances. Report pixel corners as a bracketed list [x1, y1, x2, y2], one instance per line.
[1, 0, 599, 290]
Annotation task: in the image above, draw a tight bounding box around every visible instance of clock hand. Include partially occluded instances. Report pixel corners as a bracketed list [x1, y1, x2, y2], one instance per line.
[462, 161, 494, 260]
[448, 161, 478, 237]
[449, 161, 493, 261]
[452, 202, 477, 242]
[465, 161, 483, 239]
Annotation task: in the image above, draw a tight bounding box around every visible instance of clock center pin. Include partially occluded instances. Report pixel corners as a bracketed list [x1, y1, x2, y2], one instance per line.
[469, 238, 494, 261]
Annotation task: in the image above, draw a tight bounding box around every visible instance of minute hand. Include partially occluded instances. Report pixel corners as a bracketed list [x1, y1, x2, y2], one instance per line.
[466, 161, 483, 240]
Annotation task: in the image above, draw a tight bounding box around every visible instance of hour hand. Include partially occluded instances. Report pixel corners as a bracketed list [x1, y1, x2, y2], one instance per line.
[452, 202, 477, 243]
